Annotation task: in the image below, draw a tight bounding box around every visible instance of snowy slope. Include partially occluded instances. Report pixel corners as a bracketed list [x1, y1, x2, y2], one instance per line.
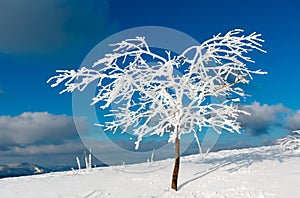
[0, 146, 299, 198]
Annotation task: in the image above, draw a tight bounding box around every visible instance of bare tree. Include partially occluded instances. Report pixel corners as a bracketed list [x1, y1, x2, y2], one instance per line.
[48, 29, 266, 191]
[277, 130, 300, 151]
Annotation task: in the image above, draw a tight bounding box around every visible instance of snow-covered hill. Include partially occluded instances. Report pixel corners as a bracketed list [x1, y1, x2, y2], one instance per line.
[0, 146, 299, 198]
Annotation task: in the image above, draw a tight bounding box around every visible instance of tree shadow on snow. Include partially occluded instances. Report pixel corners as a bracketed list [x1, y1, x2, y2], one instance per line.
[178, 147, 300, 190]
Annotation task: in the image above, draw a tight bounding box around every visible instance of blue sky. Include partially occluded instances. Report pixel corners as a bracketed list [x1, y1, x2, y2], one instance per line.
[0, 0, 300, 167]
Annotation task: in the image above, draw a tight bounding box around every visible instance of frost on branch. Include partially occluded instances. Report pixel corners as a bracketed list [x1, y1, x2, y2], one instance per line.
[48, 29, 266, 150]
[276, 130, 300, 152]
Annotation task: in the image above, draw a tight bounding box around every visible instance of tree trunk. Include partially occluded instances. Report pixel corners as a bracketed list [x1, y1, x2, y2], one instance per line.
[171, 133, 180, 191]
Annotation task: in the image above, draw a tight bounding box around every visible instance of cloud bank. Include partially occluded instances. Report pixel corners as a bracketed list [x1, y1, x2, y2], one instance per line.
[1, 103, 300, 166]
[0, 112, 87, 155]
[0, 0, 117, 54]
[238, 102, 288, 136]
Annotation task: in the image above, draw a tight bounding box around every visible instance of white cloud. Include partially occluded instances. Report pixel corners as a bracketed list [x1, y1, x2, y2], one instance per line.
[286, 110, 300, 132]
[0, 112, 87, 149]
[238, 102, 288, 136]
[1, 140, 85, 156]
[0, 112, 173, 165]
[0, 0, 116, 54]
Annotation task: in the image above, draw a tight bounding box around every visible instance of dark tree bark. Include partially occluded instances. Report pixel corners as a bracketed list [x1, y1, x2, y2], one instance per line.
[171, 131, 180, 191]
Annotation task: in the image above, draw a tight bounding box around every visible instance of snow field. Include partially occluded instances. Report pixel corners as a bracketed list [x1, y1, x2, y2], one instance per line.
[0, 146, 299, 198]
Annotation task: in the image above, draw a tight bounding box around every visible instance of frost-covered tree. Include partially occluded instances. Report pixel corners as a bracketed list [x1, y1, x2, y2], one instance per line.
[48, 29, 266, 191]
[277, 130, 300, 151]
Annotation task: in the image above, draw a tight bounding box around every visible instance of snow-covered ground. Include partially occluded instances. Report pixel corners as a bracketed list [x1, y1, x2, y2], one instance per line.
[1, 145, 299, 198]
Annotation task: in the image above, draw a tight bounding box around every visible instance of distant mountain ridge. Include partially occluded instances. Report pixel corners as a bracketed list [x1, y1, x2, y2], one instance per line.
[0, 162, 51, 179]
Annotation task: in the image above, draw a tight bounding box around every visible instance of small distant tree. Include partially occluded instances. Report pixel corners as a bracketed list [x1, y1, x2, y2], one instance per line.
[277, 130, 300, 151]
[48, 29, 266, 191]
